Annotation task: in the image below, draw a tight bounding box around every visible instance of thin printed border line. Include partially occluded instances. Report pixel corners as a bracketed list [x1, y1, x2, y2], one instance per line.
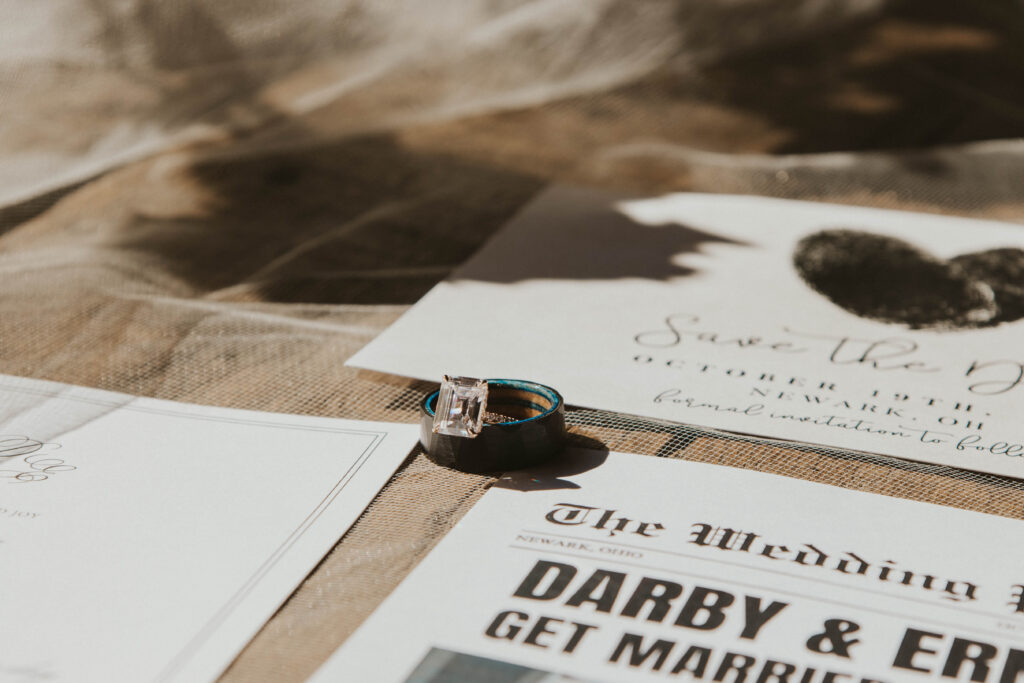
[0, 380, 388, 437]
[0, 377, 395, 681]
[156, 430, 388, 682]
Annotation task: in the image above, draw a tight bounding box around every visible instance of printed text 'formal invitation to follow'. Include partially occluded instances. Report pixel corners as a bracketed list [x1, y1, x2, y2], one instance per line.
[350, 188, 1024, 478]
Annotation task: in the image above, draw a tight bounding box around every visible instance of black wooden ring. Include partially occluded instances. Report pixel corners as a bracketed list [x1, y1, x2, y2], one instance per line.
[420, 379, 566, 473]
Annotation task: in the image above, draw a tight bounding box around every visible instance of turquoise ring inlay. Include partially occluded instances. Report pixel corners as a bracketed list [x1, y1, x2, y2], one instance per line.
[421, 378, 566, 473]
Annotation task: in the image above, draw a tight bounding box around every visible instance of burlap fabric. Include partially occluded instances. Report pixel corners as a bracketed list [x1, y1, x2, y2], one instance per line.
[3, 1, 1024, 680]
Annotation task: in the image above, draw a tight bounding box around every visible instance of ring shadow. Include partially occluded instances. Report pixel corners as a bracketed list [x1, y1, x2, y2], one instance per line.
[493, 433, 610, 492]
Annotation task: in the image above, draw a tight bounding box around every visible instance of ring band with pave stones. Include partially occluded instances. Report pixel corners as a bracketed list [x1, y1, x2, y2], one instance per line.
[420, 376, 566, 473]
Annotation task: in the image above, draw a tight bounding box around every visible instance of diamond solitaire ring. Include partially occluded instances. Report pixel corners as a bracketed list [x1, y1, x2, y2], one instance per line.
[431, 375, 515, 438]
[420, 376, 566, 473]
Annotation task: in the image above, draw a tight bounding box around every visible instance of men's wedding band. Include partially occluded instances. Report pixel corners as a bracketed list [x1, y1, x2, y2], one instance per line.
[420, 377, 566, 473]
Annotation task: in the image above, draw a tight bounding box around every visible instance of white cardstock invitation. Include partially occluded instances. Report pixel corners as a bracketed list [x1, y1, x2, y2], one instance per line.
[312, 450, 1024, 683]
[0, 374, 419, 683]
[348, 187, 1024, 478]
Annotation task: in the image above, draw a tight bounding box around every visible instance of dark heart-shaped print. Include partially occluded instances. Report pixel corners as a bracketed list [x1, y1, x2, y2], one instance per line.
[793, 229, 1024, 330]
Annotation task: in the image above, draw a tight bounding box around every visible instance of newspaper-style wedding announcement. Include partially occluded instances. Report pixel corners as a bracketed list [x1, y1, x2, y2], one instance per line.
[313, 450, 1024, 683]
[348, 187, 1024, 478]
[0, 374, 419, 683]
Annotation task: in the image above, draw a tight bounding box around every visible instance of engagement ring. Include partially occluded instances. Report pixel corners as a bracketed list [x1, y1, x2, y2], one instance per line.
[421, 375, 566, 473]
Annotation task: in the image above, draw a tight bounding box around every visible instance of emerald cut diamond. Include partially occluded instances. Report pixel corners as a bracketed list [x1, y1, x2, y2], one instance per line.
[433, 375, 488, 438]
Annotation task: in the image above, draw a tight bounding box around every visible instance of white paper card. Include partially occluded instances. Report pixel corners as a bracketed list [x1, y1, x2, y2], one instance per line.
[0, 374, 419, 683]
[348, 187, 1024, 478]
[312, 450, 1024, 683]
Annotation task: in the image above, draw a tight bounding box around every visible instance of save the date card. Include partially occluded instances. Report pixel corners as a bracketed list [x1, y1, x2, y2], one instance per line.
[349, 187, 1024, 479]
